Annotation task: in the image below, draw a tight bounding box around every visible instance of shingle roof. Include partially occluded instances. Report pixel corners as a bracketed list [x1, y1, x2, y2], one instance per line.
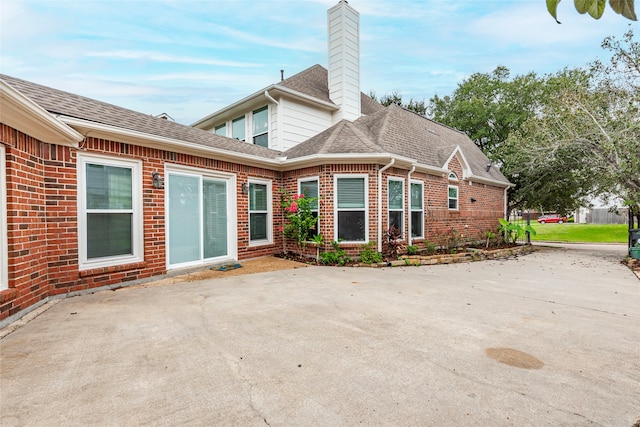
[279, 64, 384, 115]
[285, 104, 510, 184]
[0, 74, 282, 160]
[2, 73, 509, 184]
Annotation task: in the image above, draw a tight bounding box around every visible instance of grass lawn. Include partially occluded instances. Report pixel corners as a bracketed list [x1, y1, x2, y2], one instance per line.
[530, 223, 628, 243]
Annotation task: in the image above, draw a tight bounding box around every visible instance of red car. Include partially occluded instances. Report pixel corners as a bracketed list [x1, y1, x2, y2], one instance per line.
[537, 214, 567, 224]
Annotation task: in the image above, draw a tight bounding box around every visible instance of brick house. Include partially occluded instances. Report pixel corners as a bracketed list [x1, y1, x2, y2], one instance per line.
[0, 1, 509, 325]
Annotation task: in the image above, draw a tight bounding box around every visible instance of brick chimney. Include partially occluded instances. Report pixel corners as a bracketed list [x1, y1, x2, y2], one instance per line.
[327, 0, 361, 123]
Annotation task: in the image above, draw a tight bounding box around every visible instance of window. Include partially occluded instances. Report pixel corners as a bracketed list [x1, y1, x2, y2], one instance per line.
[449, 172, 458, 181]
[249, 180, 271, 244]
[388, 178, 404, 235]
[410, 182, 424, 238]
[335, 175, 367, 242]
[448, 185, 459, 210]
[252, 106, 269, 147]
[299, 178, 319, 238]
[0, 144, 7, 290]
[232, 116, 246, 141]
[214, 124, 226, 137]
[78, 154, 142, 270]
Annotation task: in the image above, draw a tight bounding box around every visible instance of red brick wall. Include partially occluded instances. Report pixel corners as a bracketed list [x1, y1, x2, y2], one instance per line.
[282, 161, 505, 258]
[0, 126, 285, 321]
[1, 123, 507, 321]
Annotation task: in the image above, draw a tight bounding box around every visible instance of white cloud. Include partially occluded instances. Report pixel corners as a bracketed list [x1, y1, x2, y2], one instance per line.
[85, 50, 262, 68]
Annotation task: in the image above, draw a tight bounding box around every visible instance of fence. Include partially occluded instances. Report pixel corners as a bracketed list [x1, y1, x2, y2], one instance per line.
[509, 213, 532, 245]
[587, 208, 628, 225]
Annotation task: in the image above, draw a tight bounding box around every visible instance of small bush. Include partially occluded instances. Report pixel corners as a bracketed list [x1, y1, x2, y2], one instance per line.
[359, 242, 383, 264]
[406, 245, 418, 255]
[423, 240, 437, 255]
[320, 241, 351, 266]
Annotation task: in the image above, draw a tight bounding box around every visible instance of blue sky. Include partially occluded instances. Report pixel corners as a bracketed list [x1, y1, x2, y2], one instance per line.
[0, 0, 630, 125]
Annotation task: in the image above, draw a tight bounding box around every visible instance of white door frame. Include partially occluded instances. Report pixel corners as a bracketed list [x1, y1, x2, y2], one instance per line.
[165, 164, 237, 270]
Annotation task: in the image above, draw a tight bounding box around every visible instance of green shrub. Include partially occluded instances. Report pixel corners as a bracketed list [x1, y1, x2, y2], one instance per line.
[423, 240, 437, 255]
[319, 241, 351, 266]
[359, 242, 383, 264]
[406, 245, 418, 255]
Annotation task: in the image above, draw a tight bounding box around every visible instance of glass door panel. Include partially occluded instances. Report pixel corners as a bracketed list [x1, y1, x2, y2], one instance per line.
[203, 179, 227, 259]
[168, 173, 201, 265]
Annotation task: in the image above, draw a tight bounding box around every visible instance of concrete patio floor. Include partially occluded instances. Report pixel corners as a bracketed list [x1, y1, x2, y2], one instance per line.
[1, 244, 639, 426]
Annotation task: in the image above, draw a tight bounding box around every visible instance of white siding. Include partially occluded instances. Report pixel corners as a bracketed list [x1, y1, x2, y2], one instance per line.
[280, 98, 332, 151]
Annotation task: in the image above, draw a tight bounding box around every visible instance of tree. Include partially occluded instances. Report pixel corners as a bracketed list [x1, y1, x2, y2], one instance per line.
[546, 0, 636, 22]
[428, 66, 544, 160]
[368, 90, 427, 116]
[510, 27, 640, 215]
[427, 65, 600, 216]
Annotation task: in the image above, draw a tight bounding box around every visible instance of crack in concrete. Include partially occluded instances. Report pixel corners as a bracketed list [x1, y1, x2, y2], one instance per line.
[471, 285, 637, 319]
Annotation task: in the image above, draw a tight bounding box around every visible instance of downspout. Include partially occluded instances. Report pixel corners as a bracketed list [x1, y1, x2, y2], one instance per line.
[264, 90, 280, 150]
[503, 186, 510, 219]
[407, 164, 416, 247]
[377, 159, 395, 253]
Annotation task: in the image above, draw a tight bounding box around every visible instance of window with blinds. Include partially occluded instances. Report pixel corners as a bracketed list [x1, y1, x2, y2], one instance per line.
[336, 176, 367, 242]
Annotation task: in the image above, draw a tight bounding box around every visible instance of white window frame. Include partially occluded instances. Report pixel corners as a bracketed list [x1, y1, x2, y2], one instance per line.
[388, 177, 404, 237]
[248, 178, 272, 246]
[448, 185, 459, 211]
[77, 153, 143, 271]
[410, 180, 424, 239]
[0, 144, 7, 290]
[251, 106, 269, 148]
[232, 115, 246, 141]
[449, 172, 458, 181]
[298, 176, 320, 239]
[334, 174, 369, 244]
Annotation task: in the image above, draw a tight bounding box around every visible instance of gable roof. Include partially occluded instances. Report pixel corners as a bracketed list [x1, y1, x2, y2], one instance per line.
[0, 74, 283, 162]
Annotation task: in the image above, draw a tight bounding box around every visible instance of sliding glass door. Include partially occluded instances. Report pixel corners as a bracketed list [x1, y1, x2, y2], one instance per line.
[167, 170, 232, 268]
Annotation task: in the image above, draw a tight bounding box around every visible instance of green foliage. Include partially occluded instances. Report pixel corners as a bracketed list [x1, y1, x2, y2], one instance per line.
[484, 230, 497, 249]
[319, 241, 351, 266]
[546, 0, 636, 22]
[498, 218, 537, 245]
[310, 234, 325, 262]
[406, 245, 418, 255]
[509, 28, 640, 214]
[423, 240, 437, 255]
[280, 191, 318, 248]
[359, 242, 383, 264]
[434, 228, 463, 253]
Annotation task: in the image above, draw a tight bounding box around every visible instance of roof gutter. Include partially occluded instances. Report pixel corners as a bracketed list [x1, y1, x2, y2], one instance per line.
[377, 158, 395, 253]
[0, 79, 84, 146]
[59, 116, 282, 169]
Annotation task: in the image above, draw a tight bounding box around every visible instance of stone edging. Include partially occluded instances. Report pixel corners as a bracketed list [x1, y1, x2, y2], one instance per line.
[351, 245, 536, 268]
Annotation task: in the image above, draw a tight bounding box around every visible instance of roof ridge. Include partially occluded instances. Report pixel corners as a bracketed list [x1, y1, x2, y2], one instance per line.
[318, 121, 347, 154]
[345, 120, 385, 153]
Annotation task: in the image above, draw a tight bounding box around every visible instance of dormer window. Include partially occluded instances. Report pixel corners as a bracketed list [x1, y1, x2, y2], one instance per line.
[448, 172, 458, 181]
[214, 124, 226, 136]
[252, 106, 269, 147]
[232, 116, 246, 141]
